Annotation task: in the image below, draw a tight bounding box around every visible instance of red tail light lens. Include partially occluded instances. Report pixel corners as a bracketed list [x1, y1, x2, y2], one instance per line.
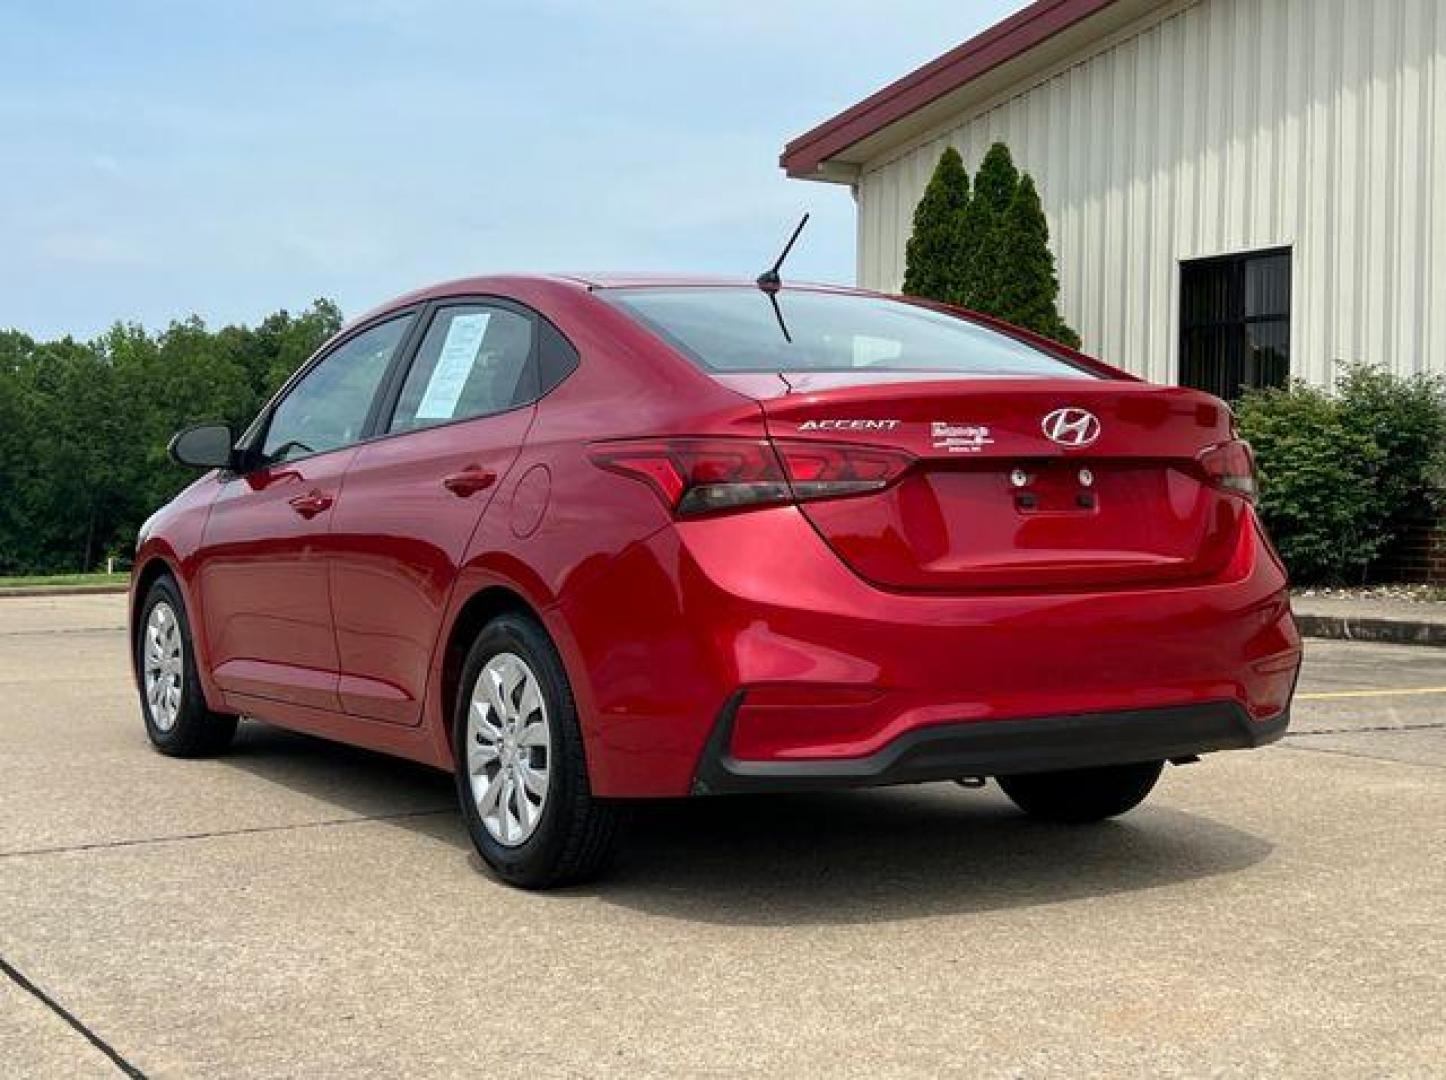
[1198, 439, 1258, 504]
[590, 439, 791, 516]
[591, 438, 914, 517]
[774, 440, 914, 500]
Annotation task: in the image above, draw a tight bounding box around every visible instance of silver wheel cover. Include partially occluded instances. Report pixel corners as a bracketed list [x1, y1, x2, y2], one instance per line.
[143, 601, 184, 732]
[466, 652, 552, 847]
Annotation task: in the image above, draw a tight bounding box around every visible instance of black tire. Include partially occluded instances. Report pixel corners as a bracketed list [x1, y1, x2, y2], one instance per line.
[135, 575, 238, 757]
[453, 613, 621, 889]
[997, 760, 1164, 823]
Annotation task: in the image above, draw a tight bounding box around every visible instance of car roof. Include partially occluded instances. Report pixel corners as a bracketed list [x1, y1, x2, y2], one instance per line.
[550, 272, 860, 292]
[382, 271, 863, 301]
[344, 273, 870, 331]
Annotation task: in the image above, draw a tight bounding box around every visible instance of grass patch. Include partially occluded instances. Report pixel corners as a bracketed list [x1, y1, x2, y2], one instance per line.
[0, 572, 129, 590]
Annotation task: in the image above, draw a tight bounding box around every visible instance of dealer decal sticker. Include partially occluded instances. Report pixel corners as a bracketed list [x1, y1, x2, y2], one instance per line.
[931, 421, 994, 454]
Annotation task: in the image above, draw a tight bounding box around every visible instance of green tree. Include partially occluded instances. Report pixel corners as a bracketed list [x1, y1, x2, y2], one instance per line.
[13, 337, 126, 572]
[902, 146, 971, 303]
[236, 298, 345, 397]
[900, 141, 1080, 349]
[0, 332, 42, 571]
[959, 142, 1020, 311]
[0, 300, 343, 576]
[992, 175, 1081, 348]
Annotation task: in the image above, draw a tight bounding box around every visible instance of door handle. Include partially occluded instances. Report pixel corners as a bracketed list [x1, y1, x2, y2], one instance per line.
[288, 490, 334, 518]
[443, 466, 497, 498]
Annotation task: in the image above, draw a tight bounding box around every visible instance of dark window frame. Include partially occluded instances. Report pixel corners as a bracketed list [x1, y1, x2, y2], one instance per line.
[1179, 247, 1292, 401]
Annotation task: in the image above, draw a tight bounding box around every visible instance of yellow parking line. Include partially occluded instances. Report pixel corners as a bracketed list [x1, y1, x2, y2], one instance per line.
[1296, 686, 1446, 701]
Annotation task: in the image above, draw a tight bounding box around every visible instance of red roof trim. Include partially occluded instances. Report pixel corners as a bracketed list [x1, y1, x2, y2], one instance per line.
[781, 0, 1121, 178]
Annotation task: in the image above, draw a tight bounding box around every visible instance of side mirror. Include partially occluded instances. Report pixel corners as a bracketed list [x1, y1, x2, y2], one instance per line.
[168, 423, 237, 470]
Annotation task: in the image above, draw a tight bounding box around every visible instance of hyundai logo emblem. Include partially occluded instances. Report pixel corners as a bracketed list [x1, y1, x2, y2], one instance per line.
[1041, 408, 1101, 448]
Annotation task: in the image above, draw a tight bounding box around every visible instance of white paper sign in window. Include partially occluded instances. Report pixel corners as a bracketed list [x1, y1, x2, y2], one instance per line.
[416, 313, 491, 420]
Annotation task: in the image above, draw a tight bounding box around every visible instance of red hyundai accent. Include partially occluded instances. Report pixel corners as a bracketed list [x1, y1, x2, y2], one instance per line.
[131, 274, 1300, 887]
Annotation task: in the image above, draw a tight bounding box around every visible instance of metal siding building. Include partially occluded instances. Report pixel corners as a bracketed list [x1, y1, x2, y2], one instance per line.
[783, 0, 1446, 390]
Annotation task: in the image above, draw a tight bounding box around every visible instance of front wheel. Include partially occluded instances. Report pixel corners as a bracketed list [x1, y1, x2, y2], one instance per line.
[997, 760, 1163, 823]
[453, 614, 621, 888]
[135, 575, 238, 757]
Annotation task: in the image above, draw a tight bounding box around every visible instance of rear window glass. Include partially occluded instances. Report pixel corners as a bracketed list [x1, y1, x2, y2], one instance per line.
[606, 287, 1094, 379]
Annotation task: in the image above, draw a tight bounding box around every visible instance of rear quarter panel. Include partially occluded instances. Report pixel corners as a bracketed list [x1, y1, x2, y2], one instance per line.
[417, 281, 766, 770]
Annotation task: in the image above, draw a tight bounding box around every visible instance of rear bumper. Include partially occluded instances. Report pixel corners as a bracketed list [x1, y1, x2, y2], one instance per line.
[694, 699, 1290, 795]
[555, 505, 1301, 798]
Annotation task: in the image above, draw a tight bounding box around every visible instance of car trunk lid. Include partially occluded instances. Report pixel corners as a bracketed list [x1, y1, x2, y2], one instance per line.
[730, 375, 1244, 592]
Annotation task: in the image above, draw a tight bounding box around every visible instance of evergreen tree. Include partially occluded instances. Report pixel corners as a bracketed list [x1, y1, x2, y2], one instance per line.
[993, 175, 1081, 348]
[959, 142, 1020, 311]
[902, 146, 970, 303]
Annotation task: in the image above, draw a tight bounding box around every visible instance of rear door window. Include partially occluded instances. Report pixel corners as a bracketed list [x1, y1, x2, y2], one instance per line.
[388, 304, 537, 433]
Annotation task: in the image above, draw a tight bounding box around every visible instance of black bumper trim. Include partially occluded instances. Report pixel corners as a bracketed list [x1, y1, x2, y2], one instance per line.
[691, 697, 1289, 795]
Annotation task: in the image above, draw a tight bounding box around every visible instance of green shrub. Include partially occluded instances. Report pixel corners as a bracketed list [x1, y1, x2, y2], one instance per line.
[1236, 365, 1446, 584]
[1334, 364, 1446, 525]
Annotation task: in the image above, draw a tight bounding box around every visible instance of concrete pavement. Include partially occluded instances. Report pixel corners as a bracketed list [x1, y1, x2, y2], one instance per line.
[1, 595, 1443, 1078]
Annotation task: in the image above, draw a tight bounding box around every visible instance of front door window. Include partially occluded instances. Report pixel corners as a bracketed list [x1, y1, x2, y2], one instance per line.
[262, 315, 413, 464]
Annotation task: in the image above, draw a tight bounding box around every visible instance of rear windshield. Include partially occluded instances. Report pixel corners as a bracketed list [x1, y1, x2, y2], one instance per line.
[606, 287, 1095, 378]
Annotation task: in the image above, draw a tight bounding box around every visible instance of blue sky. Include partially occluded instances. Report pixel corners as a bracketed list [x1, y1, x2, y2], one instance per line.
[1, 0, 1022, 338]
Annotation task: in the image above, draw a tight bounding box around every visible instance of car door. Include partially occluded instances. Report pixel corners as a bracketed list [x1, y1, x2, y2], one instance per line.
[197, 313, 416, 712]
[328, 300, 544, 724]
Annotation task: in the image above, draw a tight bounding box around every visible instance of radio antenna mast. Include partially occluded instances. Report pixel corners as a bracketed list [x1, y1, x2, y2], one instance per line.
[755, 213, 809, 294]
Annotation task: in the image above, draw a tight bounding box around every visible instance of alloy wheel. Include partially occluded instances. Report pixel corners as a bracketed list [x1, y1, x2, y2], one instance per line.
[466, 652, 552, 846]
[143, 601, 184, 732]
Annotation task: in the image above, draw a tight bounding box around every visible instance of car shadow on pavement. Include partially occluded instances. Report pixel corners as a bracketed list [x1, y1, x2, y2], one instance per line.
[225, 722, 459, 821]
[585, 785, 1274, 927]
[222, 724, 1272, 928]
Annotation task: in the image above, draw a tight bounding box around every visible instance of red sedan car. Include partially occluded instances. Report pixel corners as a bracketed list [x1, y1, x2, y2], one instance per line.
[132, 274, 1300, 887]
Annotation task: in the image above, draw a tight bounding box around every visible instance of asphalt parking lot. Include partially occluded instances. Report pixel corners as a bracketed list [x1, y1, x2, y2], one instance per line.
[2, 594, 1443, 1078]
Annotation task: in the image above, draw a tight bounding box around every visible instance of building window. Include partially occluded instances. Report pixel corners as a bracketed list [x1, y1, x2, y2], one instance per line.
[1180, 248, 1291, 401]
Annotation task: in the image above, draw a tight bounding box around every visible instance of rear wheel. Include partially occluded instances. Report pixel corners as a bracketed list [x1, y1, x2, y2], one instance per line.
[136, 576, 238, 757]
[453, 613, 621, 888]
[997, 760, 1163, 823]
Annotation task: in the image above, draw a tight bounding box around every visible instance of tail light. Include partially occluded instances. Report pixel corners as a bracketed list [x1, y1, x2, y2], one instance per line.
[590, 437, 913, 517]
[773, 440, 913, 501]
[591, 439, 790, 516]
[1198, 439, 1258, 504]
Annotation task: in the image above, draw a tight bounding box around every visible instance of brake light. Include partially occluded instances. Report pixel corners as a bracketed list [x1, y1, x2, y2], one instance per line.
[773, 440, 914, 501]
[590, 437, 913, 517]
[1198, 439, 1258, 504]
[590, 439, 791, 516]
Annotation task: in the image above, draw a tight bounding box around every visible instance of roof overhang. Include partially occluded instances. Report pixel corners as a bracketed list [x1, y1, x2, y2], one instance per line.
[782, 0, 1166, 183]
